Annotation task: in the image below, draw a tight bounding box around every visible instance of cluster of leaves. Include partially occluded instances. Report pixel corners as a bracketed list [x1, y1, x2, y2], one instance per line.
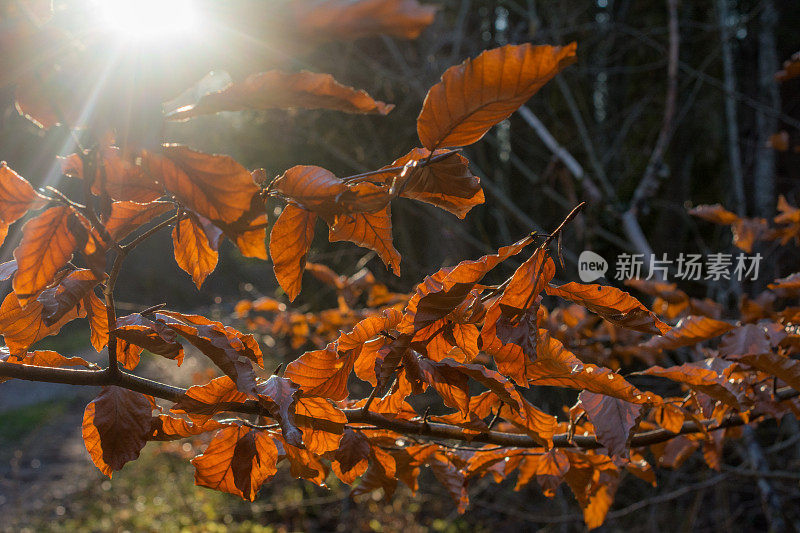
[689, 196, 800, 253]
[2, 2, 800, 530]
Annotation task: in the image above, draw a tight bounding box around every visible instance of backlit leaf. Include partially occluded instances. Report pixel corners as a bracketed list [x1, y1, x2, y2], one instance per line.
[578, 391, 643, 457]
[417, 43, 577, 150]
[270, 204, 317, 301]
[329, 206, 400, 276]
[169, 70, 393, 120]
[545, 282, 670, 335]
[13, 206, 80, 306]
[172, 212, 219, 289]
[192, 426, 279, 501]
[82, 386, 154, 477]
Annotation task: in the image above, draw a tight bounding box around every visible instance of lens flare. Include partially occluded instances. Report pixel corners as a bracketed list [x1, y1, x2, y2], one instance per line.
[97, 0, 199, 41]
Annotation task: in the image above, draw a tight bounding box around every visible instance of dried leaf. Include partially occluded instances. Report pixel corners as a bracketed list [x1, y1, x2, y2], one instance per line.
[270, 204, 317, 301]
[192, 426, 279, 500]
[82, 387, 154, 477]
[417, 43, 577, 149]
[329, 206, 400, 276]
[172, 212, 219, 289]
[170, 70, 393, 120]
[545, 282, 670, 335]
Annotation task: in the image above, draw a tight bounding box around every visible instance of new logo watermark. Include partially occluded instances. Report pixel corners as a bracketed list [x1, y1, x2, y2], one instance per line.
[578, 250, 608, 282]
[577, 251, 762, 282]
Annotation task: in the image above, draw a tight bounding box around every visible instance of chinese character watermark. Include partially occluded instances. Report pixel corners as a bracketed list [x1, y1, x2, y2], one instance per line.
[580, 251, 762, 282]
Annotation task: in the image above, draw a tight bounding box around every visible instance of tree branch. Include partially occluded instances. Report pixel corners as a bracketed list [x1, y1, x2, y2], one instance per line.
[2, 360, 796, 452]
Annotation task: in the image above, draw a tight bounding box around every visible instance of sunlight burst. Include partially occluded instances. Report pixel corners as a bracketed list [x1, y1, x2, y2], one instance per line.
[97, 0, 199, 42]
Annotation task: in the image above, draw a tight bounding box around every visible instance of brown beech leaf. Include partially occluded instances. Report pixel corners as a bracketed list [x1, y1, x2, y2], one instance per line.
[270, 204, 317, 301]
[375, 332, 413, 390]
[275, 435, 329, 486]
[192, 426, 279, 501]
[285, 343, 354, 401]
[504, 398, 558, 444]
[255, 376, 304, 448]
[636, 360, 742, 408]
[293, 396, 347, 454]
[480, 304, 538, 386]
[114, 312, 185, 370]
[417, 42, 577, 150]
[161, 312, 263, 394]
[293, 0, 436, 43]
[527, 330, 659, 404]
[0, 162, 46, 225]
[62, 147, 163, 203]
[417, 357, 470, 415]
[545, 282, 670, 335]
[689, 204, 740, 225]
[400, 235, 533, 334]
[13, 206, 81, 306]
[499, 249, 555, 314]
[718, 323, 773, 358]
[172, 212, 219, 289]
[329, 206, 400, 276]
[85, 292, 108, 353]
[563, 451, 620, 529]
[105, 201, 172, 241]
[331, 428, 371, 484]
[38, 269, 100, 327]
[578, 391, 643, 457]
[148, 414, 226, 441]
[384, 148, 484, 218]
[434, 357, 523, 412]
[642, 315, 734, 352]
[0, 284, 85, 355]
[270, 166, 347, 221]
[82, 386, 154, 477]
[172, 376, 250, 425]
[429, 454, 469, 513]
[169, 70, 393, 120]
[143, 145, 259, 224]
[0, 348, 92, 383]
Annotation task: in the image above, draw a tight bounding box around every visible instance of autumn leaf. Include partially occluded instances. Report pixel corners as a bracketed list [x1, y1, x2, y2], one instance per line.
[527, 329, 659, 404]
[114, 312, 185, 370]
[545, 282, 670, 335]
[62, 147, 163, 203]
[143, 145, 259, 224]
[38, 269, 100, 327]
[12, 206, 81, 306]
[160, 312, 263, 394]
[641, 315, 733, 352]
[294, 396, 347, 454]
[383, 148, 484, 218]
[635, 360, 743, 408]
[270, 165, 347, 222]
[578, 391, 643, 457]
[270, 204, 317, 301]
[417, 42, 577, 150]
[255, 375, 304, 448]
[293, 0, 436, 43]
[688, 204, 740, 225]
[105, 201, 173, 241]
[82, 387, 154, 477]
[0, 162, 46, 225]
[192, 426, 279, 501]
[0, 281, 85, 355]
[172, 212, 220, 289]
[329, 206, 401, 276]
[331, 428, 371, 484]
[400, 235, 533, 334]
[171, 376, 250, 426]
[169, 70, 393, 120]
[284, 343, 354, 401]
